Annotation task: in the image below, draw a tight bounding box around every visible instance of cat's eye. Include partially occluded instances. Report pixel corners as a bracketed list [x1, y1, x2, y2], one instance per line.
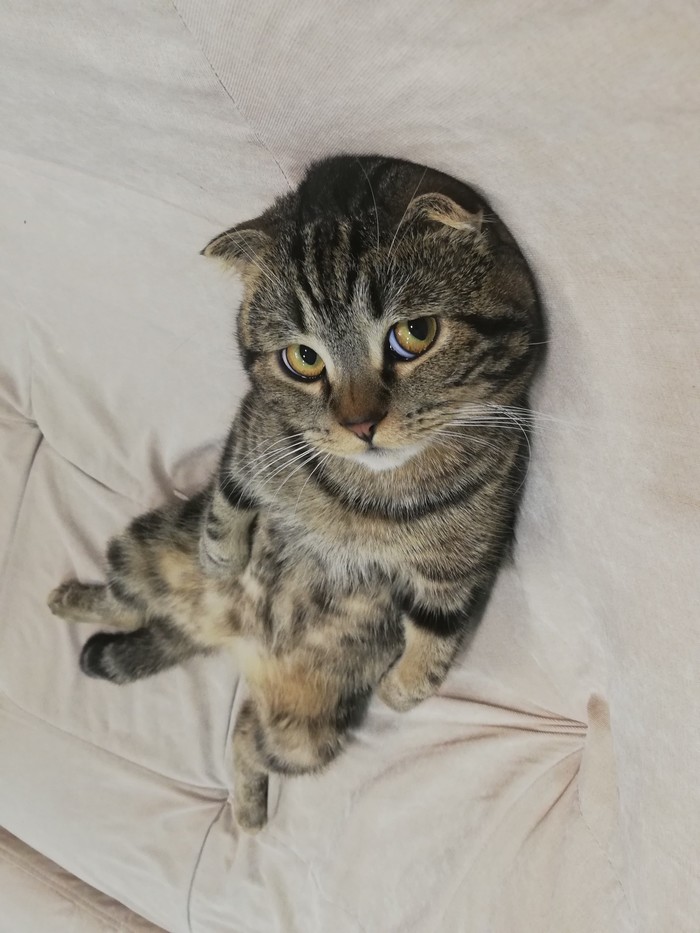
[281, 344, 326, 380]
[388, 316, 438, 361]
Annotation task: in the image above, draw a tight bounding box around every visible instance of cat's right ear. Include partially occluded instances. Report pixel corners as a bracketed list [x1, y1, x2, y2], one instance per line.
[200, 217, 273, 272]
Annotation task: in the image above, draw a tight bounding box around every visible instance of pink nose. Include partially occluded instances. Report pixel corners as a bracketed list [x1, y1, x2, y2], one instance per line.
[343, 420, 379, 443]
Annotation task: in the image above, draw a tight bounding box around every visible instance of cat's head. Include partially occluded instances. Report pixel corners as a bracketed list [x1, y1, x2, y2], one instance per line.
[203, 156, 543, 473]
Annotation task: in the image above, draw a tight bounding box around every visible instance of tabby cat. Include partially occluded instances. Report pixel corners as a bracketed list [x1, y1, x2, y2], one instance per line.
[48, 155, 544, 831]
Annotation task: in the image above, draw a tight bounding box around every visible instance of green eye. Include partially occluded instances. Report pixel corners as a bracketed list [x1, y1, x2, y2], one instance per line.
[388, 316, 438, 360]
[281, 344, 326, 380]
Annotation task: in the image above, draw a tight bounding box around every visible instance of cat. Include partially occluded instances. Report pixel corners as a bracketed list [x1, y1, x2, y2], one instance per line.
[48, 155, 544, 831]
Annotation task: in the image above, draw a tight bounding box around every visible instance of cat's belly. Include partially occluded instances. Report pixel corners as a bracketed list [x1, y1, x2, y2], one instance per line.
[231, 520, 401, 686]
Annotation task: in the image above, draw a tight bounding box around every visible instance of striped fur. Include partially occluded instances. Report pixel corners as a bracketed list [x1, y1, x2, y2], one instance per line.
[48, 156, 544, 831]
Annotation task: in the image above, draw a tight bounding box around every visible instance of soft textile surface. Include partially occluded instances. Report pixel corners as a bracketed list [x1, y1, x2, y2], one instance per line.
[0, 826, 164, 932]
[0, 1, 698, 931]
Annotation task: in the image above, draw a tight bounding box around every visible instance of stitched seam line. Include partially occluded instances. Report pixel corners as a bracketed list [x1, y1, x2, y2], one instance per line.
[169, 0, 293, 192]
[575, 782, 631, 913]
[185, 799, 228, 933]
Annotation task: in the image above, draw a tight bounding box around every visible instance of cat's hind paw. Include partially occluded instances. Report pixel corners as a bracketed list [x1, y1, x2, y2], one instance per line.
[233, 786, 268, 834]
[79, 632, 124, 683]
[48, 580, 88, 618]
[377, 665, 437, 713]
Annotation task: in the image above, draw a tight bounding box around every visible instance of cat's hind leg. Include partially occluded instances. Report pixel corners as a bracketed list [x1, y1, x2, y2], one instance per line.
[231, 680, 368, 832]
[232, 699, 270, 833]
[79, 615, 206, 684]
[47, 580, 139, 630]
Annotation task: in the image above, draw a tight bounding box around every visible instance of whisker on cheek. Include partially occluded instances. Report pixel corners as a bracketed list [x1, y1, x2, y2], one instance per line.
[272, 449, 322, 496]
[293, 452, 332, 517]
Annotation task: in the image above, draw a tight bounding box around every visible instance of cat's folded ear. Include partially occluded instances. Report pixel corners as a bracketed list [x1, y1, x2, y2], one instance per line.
[403, 193, 483, 233]
[201, 215, 273, 272]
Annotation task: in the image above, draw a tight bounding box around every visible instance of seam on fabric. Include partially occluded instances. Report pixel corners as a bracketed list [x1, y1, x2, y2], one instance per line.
[265, 828, 369, 933]
[0, 412, 37, 427]
[46, 441, 150, 507]
[169, 1, 293, 193]
[0, 431, 42, 588]
[185, 798, 228, 933]
[24, 297, 35, 423]
[431, 743, 584, 933]
[0, 309, 41, 584]
[575, 783, 631, 913]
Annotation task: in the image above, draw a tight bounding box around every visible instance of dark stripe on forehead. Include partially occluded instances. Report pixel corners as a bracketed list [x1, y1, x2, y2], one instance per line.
[307, 225, 337, 323]
[314, 223, 338, 289]
[367, 274, 384, 319]
[344, 222, 365, 304]
[289, 227, 318, 310]
[363, 158, 394, 219]
[289, 291, 306, 331]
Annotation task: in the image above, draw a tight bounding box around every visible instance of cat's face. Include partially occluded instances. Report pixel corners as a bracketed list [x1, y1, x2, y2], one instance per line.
[205, 158, 542, 473]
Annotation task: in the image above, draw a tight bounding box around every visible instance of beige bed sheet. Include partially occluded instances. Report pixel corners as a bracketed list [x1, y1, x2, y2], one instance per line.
[0, 826, 163, 932]
[0, 1, 698, 931]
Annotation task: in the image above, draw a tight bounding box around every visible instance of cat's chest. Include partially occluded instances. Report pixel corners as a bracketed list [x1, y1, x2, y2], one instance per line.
[237, 516, 396, 651]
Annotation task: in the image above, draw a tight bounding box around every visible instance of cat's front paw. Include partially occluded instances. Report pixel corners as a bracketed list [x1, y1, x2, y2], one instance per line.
[198, 534, 248, 579]
[377, 665, 437, 712]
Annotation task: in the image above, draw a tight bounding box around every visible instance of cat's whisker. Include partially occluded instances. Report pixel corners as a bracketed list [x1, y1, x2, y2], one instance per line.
[259, 444, 316, 486]
[220, 445, 304, 499]
[491, 407, 532, 492]
[462, 402, 586, 430]
[245, 436, 307, 469]
[387, 166, 427, 259]
[453, 406, 532, 493]
[448, 419, 528, 430]
[274, 449, 322, 497]
[227, 443, 310, 504]
[247, 446, 310, 485]
[433, 430, 505, 458]
[293, 452, 332, 518]
[245, 431, 305, 461]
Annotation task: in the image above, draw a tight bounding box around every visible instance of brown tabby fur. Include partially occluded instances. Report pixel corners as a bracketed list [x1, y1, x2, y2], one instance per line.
[48, 155, 544, 831]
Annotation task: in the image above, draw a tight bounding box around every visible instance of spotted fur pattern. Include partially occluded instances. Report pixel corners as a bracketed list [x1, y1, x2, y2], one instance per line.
[48, 156, 544, 831]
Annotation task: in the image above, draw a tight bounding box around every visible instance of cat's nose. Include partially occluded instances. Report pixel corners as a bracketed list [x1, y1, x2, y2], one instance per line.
[342, 418, 381, 443]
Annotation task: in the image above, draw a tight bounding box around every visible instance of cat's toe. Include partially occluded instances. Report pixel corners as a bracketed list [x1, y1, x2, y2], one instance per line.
[234, 797, 268, 834]
[47, 580, 80, 617]
[377, 669, 433, 712]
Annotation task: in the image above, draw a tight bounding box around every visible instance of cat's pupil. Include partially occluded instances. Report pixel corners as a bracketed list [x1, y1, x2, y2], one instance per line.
[299, 345, 317, 365]
[408, 318, 429, 340]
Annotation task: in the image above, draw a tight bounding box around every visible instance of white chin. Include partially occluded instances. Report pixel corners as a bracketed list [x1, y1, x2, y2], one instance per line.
[351, 443, 424, 473]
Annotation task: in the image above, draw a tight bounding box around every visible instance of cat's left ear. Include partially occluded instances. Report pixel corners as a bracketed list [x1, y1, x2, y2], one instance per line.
[404, 193, 483, 233]
[200, 216, 273, 272]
